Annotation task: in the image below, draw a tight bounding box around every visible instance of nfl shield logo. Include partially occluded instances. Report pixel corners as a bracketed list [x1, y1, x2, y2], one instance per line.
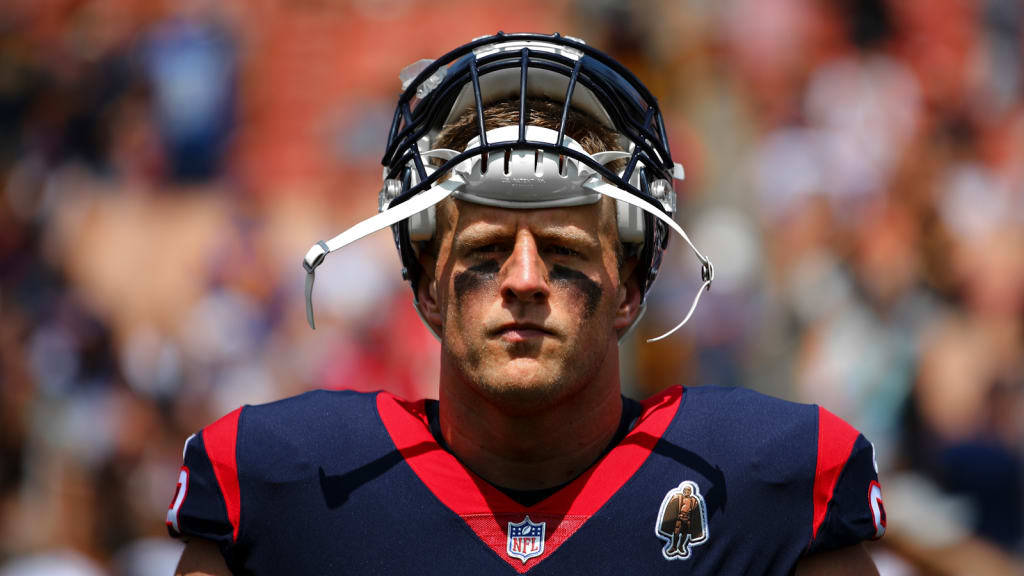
[507, 516, 545, 563]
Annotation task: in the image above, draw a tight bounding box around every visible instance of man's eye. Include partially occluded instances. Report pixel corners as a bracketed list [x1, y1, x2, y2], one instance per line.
[547, 245, 582, 258]
[471, 244, 506, 255]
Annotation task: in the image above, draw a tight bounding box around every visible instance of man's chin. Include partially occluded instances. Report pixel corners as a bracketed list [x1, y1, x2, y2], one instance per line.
[470, 359, 575, 413]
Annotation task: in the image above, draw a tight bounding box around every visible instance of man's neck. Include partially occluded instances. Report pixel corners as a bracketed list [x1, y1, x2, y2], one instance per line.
[437, 357, 624, 491]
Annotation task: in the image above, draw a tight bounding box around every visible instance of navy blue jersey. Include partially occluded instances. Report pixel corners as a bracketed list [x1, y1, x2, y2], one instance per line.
[166, 386, 885, 574]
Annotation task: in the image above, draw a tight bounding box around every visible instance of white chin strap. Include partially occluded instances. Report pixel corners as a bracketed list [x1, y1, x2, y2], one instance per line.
[302, 127, 713, 342]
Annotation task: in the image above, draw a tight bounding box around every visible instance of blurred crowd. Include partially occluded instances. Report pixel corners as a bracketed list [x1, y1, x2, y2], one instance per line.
[0, 0, 1021, 574]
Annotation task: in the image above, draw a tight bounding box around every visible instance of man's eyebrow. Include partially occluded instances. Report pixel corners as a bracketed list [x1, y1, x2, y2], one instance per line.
[454, 225, 513, 248]
[454, 225, 599, 249]
[534, 227, 600, 249]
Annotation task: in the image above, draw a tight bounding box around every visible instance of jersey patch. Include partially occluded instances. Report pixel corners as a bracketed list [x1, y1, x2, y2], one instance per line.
[507, 516, 545, 563]
[656, 481, 709, 560]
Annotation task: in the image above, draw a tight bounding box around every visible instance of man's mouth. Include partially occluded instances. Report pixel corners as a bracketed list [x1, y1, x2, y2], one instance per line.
[491, 322, 553, 342]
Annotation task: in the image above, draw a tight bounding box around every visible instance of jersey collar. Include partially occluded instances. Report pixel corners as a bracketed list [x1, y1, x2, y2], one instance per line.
[376, 386, 683, 572]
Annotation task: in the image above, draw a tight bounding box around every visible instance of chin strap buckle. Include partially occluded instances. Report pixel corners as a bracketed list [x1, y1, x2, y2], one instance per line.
[701, 259, 714, 289]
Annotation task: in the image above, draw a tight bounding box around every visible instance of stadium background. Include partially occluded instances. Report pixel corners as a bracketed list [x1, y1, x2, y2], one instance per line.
[0, 0, 1022, 574]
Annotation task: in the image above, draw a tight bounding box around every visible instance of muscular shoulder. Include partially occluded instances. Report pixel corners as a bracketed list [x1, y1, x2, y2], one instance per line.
[165, 389, 391, 549]
[681, 384, 815, 415]
[670, 386, 885, 552]
[664, 386, 848, 491]
[238, 389, 382, 444]
[677, 385, 820, 449]
[234, 389, 389, 480]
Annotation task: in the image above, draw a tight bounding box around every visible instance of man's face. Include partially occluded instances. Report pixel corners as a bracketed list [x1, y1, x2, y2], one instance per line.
[423, 198, 636, 412]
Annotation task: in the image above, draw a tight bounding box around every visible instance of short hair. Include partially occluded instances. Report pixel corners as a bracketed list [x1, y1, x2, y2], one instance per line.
[434, 97, 620, 154]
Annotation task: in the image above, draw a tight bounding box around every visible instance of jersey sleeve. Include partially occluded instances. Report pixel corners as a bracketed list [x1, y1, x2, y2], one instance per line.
[807, 407, 886, 554]
[166, 407, 244, 546]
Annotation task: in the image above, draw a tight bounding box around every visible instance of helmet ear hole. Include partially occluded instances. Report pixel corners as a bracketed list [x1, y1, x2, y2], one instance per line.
[617, 200, 645, 244]
[408, 205, 436, 241]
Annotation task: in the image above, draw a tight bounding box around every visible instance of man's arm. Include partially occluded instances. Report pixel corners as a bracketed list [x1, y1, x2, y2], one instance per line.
[168, 411, 244, 575]
[175, 538, 233, 576]
[794, 544, 878, 576]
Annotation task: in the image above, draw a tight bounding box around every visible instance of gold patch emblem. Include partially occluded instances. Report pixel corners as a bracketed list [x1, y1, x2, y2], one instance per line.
[655, 481, 709, 560]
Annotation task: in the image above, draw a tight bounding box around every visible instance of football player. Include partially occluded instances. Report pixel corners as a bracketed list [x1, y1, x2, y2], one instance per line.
[169, 33, 885, 575]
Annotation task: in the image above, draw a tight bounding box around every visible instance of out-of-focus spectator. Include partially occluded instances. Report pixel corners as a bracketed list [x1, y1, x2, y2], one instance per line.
[141, 4, 237, 183]
[0, 550, 104, 576]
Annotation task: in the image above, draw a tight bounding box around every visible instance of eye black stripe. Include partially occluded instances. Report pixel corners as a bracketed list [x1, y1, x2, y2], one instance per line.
[551, 265, 601, 316]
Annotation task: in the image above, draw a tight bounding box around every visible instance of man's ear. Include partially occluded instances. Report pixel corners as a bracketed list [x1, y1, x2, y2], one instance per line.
[613, 257, 644, 336]
[415, 249, 444, 334]
[415, 198, 455, 335]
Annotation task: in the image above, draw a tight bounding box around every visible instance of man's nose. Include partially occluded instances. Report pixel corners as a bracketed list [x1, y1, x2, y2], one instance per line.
[500, 232, 550, 303]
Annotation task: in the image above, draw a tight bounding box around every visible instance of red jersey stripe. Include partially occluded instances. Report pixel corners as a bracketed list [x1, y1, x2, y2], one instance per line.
[204, 407, 243, 542]
[811, 406, 859, 543]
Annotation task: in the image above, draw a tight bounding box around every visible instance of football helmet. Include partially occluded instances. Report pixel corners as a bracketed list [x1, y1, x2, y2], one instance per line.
[302, 32, 713, 341]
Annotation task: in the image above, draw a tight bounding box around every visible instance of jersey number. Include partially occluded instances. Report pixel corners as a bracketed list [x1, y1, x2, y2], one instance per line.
[868, 481, 886, 539]
[167, 467, 190, 533]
